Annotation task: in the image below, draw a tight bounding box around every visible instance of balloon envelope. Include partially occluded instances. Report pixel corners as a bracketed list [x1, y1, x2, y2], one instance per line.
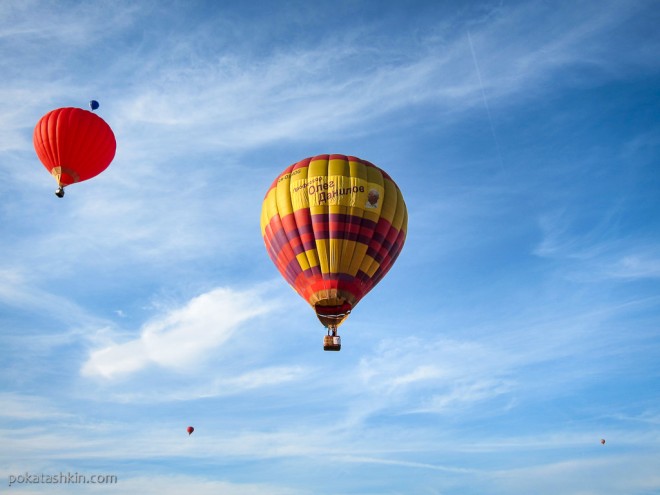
[187, 426, 194, 435]
[261, 154, 407, 329]
[89, 100, 100, 110]
[33, 107, 116, 190]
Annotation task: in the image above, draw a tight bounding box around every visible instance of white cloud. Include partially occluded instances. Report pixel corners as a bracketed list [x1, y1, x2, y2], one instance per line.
[86, 0, 659, 160]
[82, 287, 275, 379]
[0, 393, 72, 420]
[329, 454, 477, 474]
[104, 365, 308, 403]
[605, 253, 660, 279]
[534, 211, 660, 281]
[491, 454, 660, 495]
[356, 337, 516, 416]
[206, 366, 305, 395]
[113, 476, 308, 495]
[0, 1, 142, 152]
[390, 364, 447, 388]
[0, 267, 106, 330]
[1, 0, 656, 163]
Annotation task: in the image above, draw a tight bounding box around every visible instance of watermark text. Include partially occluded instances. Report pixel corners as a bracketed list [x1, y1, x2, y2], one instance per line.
[8, 472, 117, 487]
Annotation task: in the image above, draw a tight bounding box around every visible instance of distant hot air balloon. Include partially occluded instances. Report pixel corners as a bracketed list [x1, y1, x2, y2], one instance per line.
[601, 438, 606, 445]
[187, 426, 194, 436]
[261, 154, 407, 351]
[33, 106, 116, 197]
[89, 100, 100, 111]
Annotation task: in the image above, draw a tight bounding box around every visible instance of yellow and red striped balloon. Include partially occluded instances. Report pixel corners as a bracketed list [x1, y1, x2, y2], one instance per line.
[261, 154, 407, 332]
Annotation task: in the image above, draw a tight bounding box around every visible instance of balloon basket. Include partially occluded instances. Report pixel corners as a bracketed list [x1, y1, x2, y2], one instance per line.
[323, 335, 341, 351]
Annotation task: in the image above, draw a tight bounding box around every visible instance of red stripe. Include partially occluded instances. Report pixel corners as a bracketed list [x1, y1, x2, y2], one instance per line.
[296, 275, 367, 302]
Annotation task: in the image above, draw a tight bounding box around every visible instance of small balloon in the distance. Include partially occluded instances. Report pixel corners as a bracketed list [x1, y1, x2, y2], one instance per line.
[89, 100, 100, 111]
[600, 438, 606, 445]
[187, 426, 194, 436]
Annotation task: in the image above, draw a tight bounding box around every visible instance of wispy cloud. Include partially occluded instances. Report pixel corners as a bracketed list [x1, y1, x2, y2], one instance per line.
[2, 0, 657, 160]
[103, 365, 308, 403]
[351, 336, 518, 420]
[602, 252, 660, 280]
[0, 267, 106, 329]
[82, 286, 276, 379]
[534, 208, 660, 282]
[0, 393, 73, 420]
[330, 454, 478, 474]
[44, 0, 654, 159]
[103, 476, 308, 495]
[491, 454, 660, 495]
[0, 1, 142, 152]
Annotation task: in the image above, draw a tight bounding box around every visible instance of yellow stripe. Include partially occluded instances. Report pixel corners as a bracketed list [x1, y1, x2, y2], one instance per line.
[276, 172, 294, 218]
[327, 158, 345, 276]
[296, 252, 311, 271]
[348, 243, 369, 276]
[315, 239, 330, 274]
[379, 178, 398, 224]
[392, 187, 407, 233]
[260, 188, 278, 235]
[290, 165, 310, 211]
[308, 158, 329, 276]
[359, 254, 380, 278]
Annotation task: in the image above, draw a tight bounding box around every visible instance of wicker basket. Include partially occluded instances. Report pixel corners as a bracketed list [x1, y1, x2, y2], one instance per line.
[323, 335, 341, 351]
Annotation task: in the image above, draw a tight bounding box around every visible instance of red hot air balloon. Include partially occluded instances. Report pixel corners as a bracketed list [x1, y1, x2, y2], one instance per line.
[33, 106, 116, 197]
[187, 426, 194, 436]
[600, 438, 606, 445]
[261, 154, 407, 351]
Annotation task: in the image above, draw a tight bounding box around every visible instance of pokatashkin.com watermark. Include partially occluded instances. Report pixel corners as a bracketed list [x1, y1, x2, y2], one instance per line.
[8, 472, 117, 487]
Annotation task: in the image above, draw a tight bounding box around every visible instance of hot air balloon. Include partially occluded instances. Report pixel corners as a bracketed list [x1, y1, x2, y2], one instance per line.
[261, 154, 407, 351]
[187, 426, 194, 435]
[33, 106, 116, 197]
[89, 100, 100, 111]
[600, 438, 606, 445]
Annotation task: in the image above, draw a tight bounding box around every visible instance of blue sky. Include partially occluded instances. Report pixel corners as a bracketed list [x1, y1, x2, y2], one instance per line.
[1, 0, 659, 493]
